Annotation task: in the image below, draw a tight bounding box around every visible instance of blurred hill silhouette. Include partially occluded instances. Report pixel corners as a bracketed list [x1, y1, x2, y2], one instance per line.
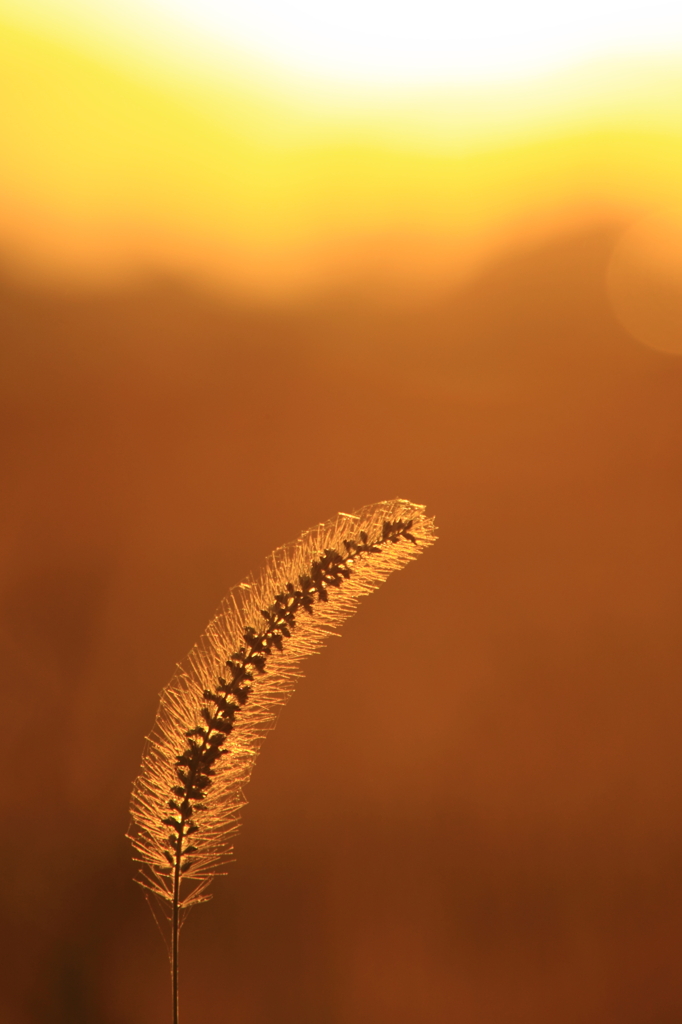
[2, 224, 682, 1024]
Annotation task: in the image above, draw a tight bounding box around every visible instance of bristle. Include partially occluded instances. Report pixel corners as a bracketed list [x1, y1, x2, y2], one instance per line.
[128, 498, 437, 911]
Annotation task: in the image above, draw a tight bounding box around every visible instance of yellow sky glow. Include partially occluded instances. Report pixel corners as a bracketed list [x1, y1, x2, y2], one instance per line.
[1, 2, 682, 298]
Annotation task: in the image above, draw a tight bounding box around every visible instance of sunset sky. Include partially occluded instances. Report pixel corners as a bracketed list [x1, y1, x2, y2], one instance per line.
[2, 0, 682, 326]
[3, 6, 682, 1024]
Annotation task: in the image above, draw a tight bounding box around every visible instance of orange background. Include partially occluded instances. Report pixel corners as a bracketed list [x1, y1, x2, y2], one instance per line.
[2, 10, 682, 1024]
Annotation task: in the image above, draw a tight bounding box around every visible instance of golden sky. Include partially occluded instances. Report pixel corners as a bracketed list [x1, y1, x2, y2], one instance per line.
[1, 0, 682, 338]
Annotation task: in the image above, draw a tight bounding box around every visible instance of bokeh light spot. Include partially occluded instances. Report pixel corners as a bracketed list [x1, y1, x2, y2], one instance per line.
[607, 211, 682, 356]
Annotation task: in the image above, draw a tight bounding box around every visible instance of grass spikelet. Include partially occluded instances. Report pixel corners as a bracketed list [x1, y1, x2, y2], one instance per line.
[128, 497, 437, 1022]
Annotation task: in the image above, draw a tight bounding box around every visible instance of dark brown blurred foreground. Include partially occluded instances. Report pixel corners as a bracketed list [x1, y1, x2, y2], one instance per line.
[2, 225, 682, 1024]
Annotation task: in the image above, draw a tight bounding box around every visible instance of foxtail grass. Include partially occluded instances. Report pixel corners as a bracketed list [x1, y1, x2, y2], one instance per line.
[129, 498, 437, 1023]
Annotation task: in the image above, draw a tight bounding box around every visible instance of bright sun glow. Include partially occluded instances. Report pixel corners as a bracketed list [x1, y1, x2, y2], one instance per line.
[9, 0, 682, 86]
[3, 0, 682, 297]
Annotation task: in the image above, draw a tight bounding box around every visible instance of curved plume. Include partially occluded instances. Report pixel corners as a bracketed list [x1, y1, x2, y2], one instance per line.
[129, 498, 437, 913]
